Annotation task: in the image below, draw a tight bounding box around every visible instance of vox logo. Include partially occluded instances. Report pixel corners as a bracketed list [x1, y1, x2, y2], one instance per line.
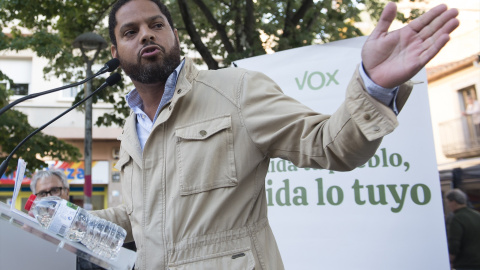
[295, 70, 339, 90]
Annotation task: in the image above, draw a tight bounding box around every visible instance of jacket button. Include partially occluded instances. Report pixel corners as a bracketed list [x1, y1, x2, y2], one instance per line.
[177, 89, 182, 94]
[169, 105, 172, 111]
[363, 113, 371, 120]
[199, 130, 207, 136]
[373, 126, 380, 132]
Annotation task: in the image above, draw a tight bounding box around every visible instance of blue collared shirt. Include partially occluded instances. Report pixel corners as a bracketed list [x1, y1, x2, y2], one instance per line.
[126, 61, 398, 151]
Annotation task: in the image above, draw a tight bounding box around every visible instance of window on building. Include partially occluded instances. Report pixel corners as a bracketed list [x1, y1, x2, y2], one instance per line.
[459, 85, 478, 107]
[0, 81, 29, 96]
[458, 85, 480, 147]
[0, 58, 32, 96]
[10, 83, 29, 95]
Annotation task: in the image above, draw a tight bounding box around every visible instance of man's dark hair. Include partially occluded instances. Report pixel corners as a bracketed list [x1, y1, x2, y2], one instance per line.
[108, 0, 175, 47]
[446, 189, 468, 205]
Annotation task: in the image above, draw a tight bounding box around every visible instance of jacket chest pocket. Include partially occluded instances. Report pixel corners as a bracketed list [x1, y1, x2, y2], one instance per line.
[114, 153, 134, 214]
[175, 115, 238, 195]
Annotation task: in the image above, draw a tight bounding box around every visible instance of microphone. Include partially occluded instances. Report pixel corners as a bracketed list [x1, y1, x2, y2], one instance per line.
[0, 72, 122, 177]
[0, 58, 120, 117]
[96, 58, 120, 75]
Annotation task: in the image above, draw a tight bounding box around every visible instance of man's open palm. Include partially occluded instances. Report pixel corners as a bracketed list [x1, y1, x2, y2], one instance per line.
[362, 2, 459, 88]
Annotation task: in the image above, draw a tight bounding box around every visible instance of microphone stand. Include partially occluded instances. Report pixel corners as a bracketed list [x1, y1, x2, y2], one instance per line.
[0, 73, 122, 177]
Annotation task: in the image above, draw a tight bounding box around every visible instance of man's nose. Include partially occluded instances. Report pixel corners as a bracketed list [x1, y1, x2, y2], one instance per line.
[140, 27, 155, 44]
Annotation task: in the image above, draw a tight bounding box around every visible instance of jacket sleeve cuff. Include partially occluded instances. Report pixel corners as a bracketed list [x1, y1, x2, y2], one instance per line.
[345, 65, 413, 141]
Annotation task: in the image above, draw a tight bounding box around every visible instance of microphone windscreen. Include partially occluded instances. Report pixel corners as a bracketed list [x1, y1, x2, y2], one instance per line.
[106, 58, 120, 72]
[106, 73, 122, 86]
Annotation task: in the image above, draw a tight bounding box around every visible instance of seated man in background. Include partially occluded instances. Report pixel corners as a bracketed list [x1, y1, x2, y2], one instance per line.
[30, 170, 70, 201]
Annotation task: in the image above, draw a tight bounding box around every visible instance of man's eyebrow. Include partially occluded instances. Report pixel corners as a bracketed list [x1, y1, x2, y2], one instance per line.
[119, 22, 136, 33]
[146, 15, 166, 23]
[118, 15, 167, 32]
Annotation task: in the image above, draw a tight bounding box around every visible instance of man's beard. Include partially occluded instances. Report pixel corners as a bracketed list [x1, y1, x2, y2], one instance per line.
[118, 40, 181, 84]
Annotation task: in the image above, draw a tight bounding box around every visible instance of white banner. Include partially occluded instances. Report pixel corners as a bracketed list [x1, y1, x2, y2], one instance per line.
[234, 36, 449, 270]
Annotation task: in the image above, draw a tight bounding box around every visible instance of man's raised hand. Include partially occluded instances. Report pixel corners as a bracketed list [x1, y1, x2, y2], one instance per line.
[362, 2, 459, 88]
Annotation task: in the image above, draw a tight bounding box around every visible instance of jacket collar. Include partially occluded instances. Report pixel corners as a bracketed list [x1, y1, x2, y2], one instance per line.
[118, 111, 144, 168]
[153, 57, 198, 129]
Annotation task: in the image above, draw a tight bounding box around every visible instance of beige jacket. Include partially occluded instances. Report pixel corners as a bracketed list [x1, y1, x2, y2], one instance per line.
[94, 57, 413, 270]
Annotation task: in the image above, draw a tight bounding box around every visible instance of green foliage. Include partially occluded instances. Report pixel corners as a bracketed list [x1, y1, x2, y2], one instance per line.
[0, 0, 130, 128]
[171, 0, 390, 68]
[171, 0, 424, 69]
[0, 109, 82, 175]
[0, 77, 11, 108]
[0, 67, 81, 174]
[72, 70, 130, 127]
[0, 0, 114, 173]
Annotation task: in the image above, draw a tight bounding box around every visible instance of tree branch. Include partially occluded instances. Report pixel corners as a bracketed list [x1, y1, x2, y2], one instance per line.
[280, 0, 314, 50]
[244, 0, 255, 48]
[192, 0, 235, 54]
[233, 0, 243, 53]
[305, 2, 324, 32]
[292, 0, 314, 25]
[282, 0, 294, 41]
[177, 0, 219, 69]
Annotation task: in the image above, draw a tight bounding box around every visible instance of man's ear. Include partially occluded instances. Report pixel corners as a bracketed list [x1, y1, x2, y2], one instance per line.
[174, 28, 180, 45]
[111, 45, 118, 59]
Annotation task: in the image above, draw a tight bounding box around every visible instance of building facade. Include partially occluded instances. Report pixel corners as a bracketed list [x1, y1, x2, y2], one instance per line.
[0, 48, 123, 211]
[421, 0, 480, 215]
[427, 54, 480, 214]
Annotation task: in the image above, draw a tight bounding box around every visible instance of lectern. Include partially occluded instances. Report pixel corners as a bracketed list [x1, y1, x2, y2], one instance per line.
[0, 201, 137, 270]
